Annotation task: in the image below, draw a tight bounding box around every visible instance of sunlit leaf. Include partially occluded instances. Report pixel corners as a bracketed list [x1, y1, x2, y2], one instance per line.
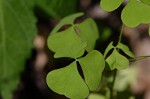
[104, 42, 114, 58]
[75, 18, 99, 52]
[78, 50, 105, 91]
[46, 62, 89, 99]
[47, 26, 87, 58]
[100, 0, 124, 11]
[51, 13, 84, 34]
[117, 43, 134, 58]
[106, 49, 129, 70]
[88, 93, 105, 99]
[121, 0, 150, 27]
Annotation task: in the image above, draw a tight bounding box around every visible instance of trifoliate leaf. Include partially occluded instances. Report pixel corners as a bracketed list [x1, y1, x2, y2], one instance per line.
[46, 62, 89, 99]
[117, 43, 134, 58]
[51, 13, 84, 34]
[106, 49, 129, 70]
[75, 18, 99, 52]
[100, 0, 124, 11]
[78, 50, 105, 91]
[47, 26, 87, 58]
[88, 93, 105, 99]
[104, 42, 114, 58]
[121, 0, 150, 27]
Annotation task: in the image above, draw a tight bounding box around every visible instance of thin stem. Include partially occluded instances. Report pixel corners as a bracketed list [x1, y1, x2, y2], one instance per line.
[129, 55, 150, 62]
[110, 25, 124, 99]
[110, 69, 117, 99]
[118, 25, 124, 43]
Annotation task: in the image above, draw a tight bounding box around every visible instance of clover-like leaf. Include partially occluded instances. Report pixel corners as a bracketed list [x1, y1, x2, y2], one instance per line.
[47, 26, 87, 58]
[104, 42, 114, 58]
[106, 49, 129, 70]
[121, 0, 150, 27]
[46, 62, 89, 99]
[51, 13, 84, 34]
[75, 18, 99, 52]
[116, 42, 134, 58]
[78, 50, 105, 91]
[100, 0, 124, 11]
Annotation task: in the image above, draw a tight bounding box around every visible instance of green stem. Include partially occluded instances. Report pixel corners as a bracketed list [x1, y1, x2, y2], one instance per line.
[110, 69, 117, 99]
[118, 25, 124, 43]
[129, 55, 150, 62]
[110, 25, 124, 99]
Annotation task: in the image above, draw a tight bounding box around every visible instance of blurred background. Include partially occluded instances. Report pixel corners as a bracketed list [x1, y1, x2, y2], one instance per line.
[1, 0, 150, 99]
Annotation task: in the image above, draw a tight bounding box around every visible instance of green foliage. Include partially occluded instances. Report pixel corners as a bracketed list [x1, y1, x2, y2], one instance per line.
[100, 0, 124, 11]
[0, 0, 77, 99]
[0, 0, 36, 98]
[47, 13, 99, 58]
[46, 11, 135, 98]
[121, 0, 150, 27]
[46, 62, 89, 99]
[100, 0, 150, 28]
[106, 48, 129, 70]
[46, 13, 105, 98]
[78, 50, 105, 91]
[104, 42, 133, 70]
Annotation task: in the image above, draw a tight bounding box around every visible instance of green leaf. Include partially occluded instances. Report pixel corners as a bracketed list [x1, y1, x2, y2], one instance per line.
[104, 42, 114, 58]
[47, 26, 87, 58]
[106, 49, 129, 70]
[117, 43, 134, 58]
[36, 0, 77, 18]
[46, 62, 89, 99]
[75, 18, 99, 52]
[88, 93, 105, 99]
[78, 50, 105, 91]
[100, 0, 124, 11]
[0, 0, 36, 98]
[121, 0, 150, 27]
[51, 13, 84, 34]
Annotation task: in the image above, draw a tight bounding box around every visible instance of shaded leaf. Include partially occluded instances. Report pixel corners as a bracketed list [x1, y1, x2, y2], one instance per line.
[121, 0, 150, 27]
[106, 49, 129, 70]
[46, 62, 89, 99]
[78, 50, 105, 91]
[0, 0, 36, 98]
[100, 0, 124, 11]
[47, 26, 87, 58]
[88, 93, 105, 99]
[75, 18, 99, 52]
[104, 42, 114, 58]
[117, 43, 134, 58]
